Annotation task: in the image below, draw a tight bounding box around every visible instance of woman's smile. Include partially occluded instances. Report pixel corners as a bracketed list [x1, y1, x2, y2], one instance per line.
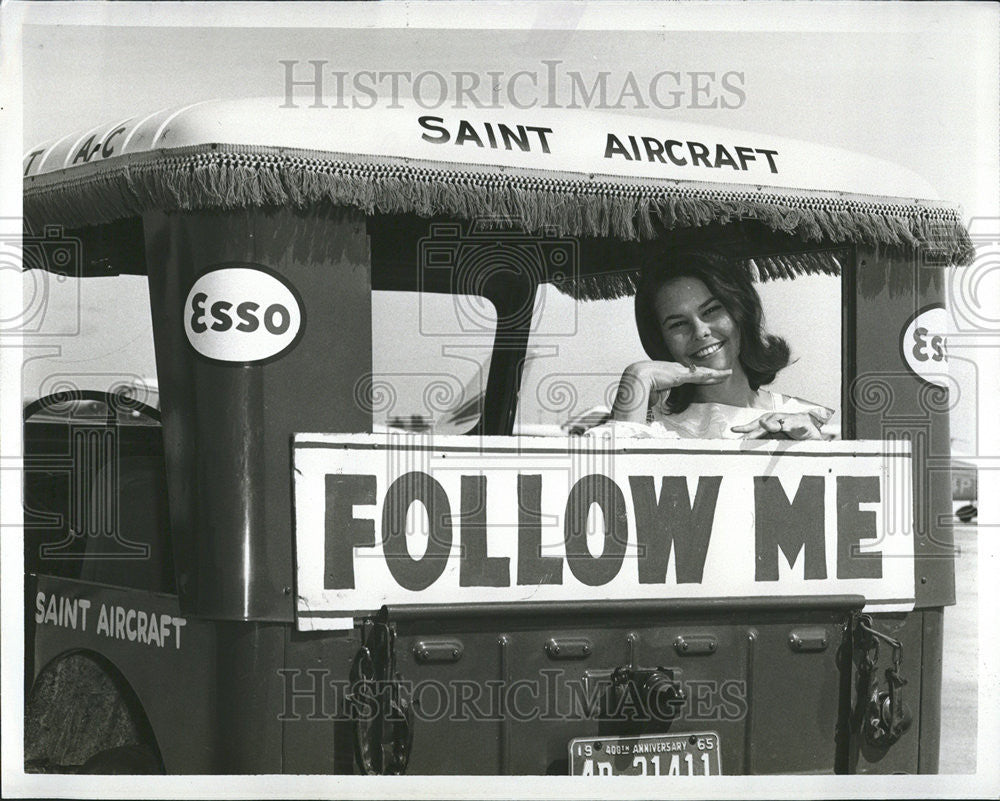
[690, 340, 725, 359]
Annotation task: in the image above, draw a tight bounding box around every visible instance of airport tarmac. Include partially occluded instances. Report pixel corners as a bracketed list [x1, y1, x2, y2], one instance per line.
[939, 524, 978, 774]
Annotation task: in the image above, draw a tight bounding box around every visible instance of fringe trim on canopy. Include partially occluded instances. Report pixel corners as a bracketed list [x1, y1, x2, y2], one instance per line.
[24, 147, 975, 277]
[552, 249, 849, 301]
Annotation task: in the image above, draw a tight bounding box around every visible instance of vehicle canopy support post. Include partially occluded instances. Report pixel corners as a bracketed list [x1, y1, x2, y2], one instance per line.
[143, 206, 372, 621]
[849, 245, 953, 775]
[851, 246, 955, 608]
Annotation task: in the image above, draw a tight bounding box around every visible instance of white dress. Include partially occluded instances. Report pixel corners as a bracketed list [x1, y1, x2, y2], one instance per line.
[588, 390, 836, 440]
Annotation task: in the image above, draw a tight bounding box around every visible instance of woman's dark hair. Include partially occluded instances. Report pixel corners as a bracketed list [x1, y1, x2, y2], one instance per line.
[635, 250, 791, 414]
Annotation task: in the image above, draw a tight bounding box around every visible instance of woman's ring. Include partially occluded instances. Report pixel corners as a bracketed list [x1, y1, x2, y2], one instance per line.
[688, 363, 697, 373]
[777, 417, 786, 427]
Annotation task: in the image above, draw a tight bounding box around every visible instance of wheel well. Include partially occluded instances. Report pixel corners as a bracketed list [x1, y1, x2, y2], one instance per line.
[25, 650, 164, 772]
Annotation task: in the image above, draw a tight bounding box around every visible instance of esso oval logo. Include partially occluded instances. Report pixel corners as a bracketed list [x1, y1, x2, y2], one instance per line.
[901, 304, 949, 387]
[184, 266, 304, 364]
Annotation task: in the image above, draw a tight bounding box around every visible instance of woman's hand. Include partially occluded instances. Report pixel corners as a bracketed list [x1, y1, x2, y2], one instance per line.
[611, 360, 732, 423]
[731, 412, 824, 440]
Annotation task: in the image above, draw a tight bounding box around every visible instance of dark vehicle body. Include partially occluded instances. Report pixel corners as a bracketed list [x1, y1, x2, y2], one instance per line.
[22, 100, 970, 775]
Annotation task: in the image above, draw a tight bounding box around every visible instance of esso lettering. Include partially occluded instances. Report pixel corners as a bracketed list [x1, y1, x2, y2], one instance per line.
[184, 266, 303, 363]
[911, 326, 947, 363]
[189, 294, 291, 335]
[900, 305, 949, 388]
[263, 303, 291, 334]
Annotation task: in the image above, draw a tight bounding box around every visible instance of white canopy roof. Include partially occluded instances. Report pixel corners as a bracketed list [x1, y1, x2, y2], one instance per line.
[22, 98, 972, 272]
[25, 98, 941, 202]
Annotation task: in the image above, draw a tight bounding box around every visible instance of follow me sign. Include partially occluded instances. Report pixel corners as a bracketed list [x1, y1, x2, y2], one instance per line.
[293, 436, 915, 630]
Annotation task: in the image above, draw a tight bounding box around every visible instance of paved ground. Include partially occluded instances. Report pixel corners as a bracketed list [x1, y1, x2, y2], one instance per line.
[938, 525, 978, 774]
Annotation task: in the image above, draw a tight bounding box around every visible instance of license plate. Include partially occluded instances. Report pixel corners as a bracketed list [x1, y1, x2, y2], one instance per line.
[568, 732, 722, 776]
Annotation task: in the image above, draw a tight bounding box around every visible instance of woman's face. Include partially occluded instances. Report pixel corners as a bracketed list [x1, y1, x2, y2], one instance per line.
[653, 276, 741, 370]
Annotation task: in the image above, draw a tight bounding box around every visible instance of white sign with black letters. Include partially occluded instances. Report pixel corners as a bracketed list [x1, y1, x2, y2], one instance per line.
[184, 265, 304, 364]
[293, 434, 915, 630]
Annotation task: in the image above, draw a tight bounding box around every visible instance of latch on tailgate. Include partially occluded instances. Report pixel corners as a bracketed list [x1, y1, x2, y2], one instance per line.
[610, 665, 687, 722]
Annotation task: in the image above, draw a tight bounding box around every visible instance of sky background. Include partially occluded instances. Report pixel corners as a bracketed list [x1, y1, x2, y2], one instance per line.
[17, 5, 1000, 451]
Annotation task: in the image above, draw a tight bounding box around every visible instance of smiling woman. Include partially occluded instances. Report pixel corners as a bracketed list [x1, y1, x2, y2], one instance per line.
[606, 251, 835, 439]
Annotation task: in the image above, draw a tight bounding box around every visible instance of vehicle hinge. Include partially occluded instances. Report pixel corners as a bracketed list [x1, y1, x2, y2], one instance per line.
[347, 610, 413, 774]
[853, 612, 912, 748]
